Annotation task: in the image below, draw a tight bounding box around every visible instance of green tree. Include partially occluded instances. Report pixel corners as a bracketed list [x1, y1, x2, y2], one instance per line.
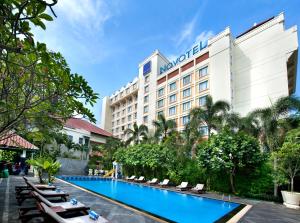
[190, 95, 230, 138]
[273, 128, 300, 192]
[124, 123, 148, 145]
[152, 114, 177, 142]
[197, 129, 263, 194]
[0, 0, 98, 138]
[181, 122, 203, 157]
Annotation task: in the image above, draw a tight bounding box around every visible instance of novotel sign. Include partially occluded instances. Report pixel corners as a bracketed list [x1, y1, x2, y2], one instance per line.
[160, 40, 208, 75]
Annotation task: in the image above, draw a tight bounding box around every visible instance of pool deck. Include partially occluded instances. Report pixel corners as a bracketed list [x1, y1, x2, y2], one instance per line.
[0, 176, 299, 223]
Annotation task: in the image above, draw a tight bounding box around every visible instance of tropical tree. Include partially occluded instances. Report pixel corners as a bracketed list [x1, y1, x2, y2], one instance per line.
[124, 123, 148, 145]
[0, 0, 98, 139]
[251, 95, 300, 196]
[152, 114, 177, 142]
[181, 122, 203, 157]
[190, 95, 230, 138]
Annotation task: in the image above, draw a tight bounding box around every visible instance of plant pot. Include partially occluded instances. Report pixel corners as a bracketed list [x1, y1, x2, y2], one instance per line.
[281, 191, 300, 209]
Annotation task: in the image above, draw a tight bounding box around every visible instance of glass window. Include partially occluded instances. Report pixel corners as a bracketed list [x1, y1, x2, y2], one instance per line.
[182, 115, 190, 125]
[122, 118, 125, 123]
[144, 95, 149, 103]
[67, 135, 73, 142]
[169, 94, 176, 103]
[182, 88, 191, 98]
[117, 112, 120, 117]
[135, 104, 137, 110]
[79, 137, 83, 144]
[122, 109, 125, 115]
[144, 105, 148, 113]
[145, 75, 149, 83]
[199, 126, 208, 135]
[128, 106, 132, 113]
[199, 66, 208, 77]
[199, 80, 208, 91]
[183, 75, 191, 86]
[128, 124, 131, 129]
[158, 88, 164, 97]
[169, 106, 176, 116]
[157, 99, 164, 108]
[199, 95, 208, 106]
[169, 82, 176, 91]
[128, 115, 132, 121]
[134, 113, 137, 119]
[143, 116, 148, 123]
[144, 85, 149, 93]
[182, 101, 191, 111]
[157, 111, 164, 117]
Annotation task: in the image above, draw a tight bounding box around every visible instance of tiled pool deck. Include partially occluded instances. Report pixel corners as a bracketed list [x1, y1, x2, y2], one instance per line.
[0, 176, 299, 223]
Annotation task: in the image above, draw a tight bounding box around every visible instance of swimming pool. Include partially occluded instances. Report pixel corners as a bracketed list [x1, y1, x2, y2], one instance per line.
[59, 176, 242, 223]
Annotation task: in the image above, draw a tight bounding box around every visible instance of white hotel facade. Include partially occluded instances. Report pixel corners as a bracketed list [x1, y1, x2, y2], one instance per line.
[101, 13, 298, 140]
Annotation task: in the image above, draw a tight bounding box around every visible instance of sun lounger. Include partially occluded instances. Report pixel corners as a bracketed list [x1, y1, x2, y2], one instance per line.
[17, 181, 69, 205]
[176, 182, 189, 191]
[134, 176, 145, 182]
[88, 169, 93, 176]
[19, 192, 89, 222]
[126, 175, 135, 181]
[15, 176, 56, 194]
[40, 202, 109, 223]
[94, 169, 99, 176]
[191, 184, 205, 193]
[158, 179, 169, 187]
[146, 178, 158, 185]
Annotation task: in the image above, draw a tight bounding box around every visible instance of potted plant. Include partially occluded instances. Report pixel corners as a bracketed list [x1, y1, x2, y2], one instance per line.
[273, 129, 300, 209]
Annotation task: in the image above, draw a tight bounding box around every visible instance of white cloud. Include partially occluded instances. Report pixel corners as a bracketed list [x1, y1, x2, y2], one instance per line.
[193, 31, 214, 46]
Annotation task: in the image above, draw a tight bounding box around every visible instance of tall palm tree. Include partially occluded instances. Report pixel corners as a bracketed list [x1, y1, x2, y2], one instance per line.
[124, 123, 148, 145]
[190, 95, 230, 138]
[152, 114, 177, 142]
[182, 122, 204, 157]
[251, 95, 300, 196]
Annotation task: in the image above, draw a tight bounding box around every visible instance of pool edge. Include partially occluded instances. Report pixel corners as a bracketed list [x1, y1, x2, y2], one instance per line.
[56, 177, 252, 223]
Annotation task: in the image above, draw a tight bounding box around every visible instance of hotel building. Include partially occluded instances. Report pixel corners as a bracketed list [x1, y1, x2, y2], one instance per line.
[101, 13, 298, 140]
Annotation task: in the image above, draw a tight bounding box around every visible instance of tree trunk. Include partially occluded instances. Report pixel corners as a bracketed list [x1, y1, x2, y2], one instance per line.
[291, 177, 294, 192]
[191, 143, 197, 158]
[273, 158, 278, 196]
[229, 173, 236, 194]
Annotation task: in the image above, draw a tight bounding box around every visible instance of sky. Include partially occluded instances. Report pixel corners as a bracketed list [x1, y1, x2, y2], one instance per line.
[32, 0, 300, 125]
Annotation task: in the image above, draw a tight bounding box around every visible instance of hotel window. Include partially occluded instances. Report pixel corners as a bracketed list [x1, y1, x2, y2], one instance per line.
[144, 105, 149, 113]
[199, 95, 208, 106]
[128, 115, 132, 121]
[158, 87, 164, 97]
[112, 114, 115, 119]
[79, 137, 83, 144]
[112, 122, 114, 127]
[145, 75, 150, 83]
[144, 85, 149, 93]
[199, 66, 208, 77]
[182, 88, 191, 98]
[128, 124, 131, 129]
[199, 80, 208, 91]
[128, 106, 132, 113]
[116, 127, 119, 133]
[128, 98, 132, 104]
[117, 112, 120, 117]
[122, 109, 125, 115]
[182, 74, 191, 86]
[122, 126, 125, 131]
[182, 101, 191, 112]
[135, 104, 137, 110]
[144, 95, 149, 103]
[117, 120, 120, 125]
[169, 82, 176, 91]
[134, 112, 137, 119]
[143, 116, 148, 123]
[157, 111, 164, 117]
[157, 99, 164, 108]
[67, 135, 73, 142]
[182, 115, 190, 125]
[122, 118, 125, 123]
[199, 126, 208, 136]
[169, 106, 176, 116]
[169, 94, 176, 103]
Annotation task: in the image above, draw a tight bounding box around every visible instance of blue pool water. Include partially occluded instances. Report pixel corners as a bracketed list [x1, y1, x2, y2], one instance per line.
[61, 177, 240, 223]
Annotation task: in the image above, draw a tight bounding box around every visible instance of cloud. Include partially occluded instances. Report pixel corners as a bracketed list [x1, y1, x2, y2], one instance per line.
[31, 0, 122, 65]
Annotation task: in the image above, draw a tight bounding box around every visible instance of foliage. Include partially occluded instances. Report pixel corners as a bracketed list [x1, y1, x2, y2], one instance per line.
[0, 150, 19, 162]
[124, 123, 148, 145]
[273, 128, 300, 192]
[152, 114, 177, 142]
[0, 0, 98, 139]
[27, 156, 61, 183]
[197, 129, 263, 193]
[190, 95, 230, 138]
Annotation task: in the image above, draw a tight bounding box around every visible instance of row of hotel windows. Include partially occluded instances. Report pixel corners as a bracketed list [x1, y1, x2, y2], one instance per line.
[111, 83, 138, 102]
[111, 95, 138, 112]
[156, 95, 208, 116]
[112, 104, 138, 119]
[156, 82, 208, 109]
[157, 80, 208, 101]
[112, 112, 137, 127]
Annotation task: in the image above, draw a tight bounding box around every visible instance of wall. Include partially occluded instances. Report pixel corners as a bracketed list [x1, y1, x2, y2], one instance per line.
[57, 157, 88, 175]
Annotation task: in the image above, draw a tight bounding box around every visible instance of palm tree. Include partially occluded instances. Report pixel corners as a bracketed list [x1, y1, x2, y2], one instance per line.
[152, 114, 177, 142]
[190, 95, 230, 138]
[182, 122, 204, 157]
[124, 123, 148, 145]
[251, 95, 300, 196]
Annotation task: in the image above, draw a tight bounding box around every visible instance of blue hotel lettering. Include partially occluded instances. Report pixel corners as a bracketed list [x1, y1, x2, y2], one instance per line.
[160, 41, 207, 74]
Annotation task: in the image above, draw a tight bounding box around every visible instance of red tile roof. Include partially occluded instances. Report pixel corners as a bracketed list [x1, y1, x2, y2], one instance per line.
[65, 118, 112, 137]
[0, 132, 38, 150]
